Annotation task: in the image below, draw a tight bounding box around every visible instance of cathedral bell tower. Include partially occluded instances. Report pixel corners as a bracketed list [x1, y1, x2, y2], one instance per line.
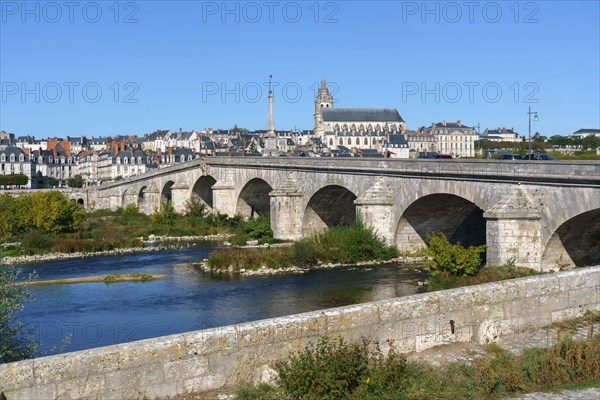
[314, 80, 333, 137]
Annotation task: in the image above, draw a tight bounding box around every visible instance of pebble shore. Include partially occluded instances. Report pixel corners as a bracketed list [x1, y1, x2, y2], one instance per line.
[195, 255, 427, 277]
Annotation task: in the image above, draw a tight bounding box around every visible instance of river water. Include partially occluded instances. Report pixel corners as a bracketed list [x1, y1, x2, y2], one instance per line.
[14, 243, 428, 356]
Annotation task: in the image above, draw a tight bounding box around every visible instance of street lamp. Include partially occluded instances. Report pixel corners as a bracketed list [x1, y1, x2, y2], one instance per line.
[528, 106, 539, 156]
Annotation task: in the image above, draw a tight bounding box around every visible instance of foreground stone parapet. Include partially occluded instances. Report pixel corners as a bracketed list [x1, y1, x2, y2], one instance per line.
[1, 266, 599, 399]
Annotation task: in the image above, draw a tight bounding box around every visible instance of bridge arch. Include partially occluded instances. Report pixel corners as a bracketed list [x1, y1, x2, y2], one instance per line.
[138, 186, 147, 209]
[541, 208, 600, 269]
[161, 181, 175, 205]
[191, 175, 217, 209]
[394, 193, 486, 253]
[236, 178, 273, 218]
[302, 185, 358, 237]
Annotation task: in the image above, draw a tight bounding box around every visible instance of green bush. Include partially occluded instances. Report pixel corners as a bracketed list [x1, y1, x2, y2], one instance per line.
[122, 204, 140, 216]
[276, 338, 406, 400]
[21, 230, 53, 255]
[292, 239, 324, 267]
[315, 219, 398, 264]
[185, 197, 209, 218]
[243, 215, 273, 241]
[228, 232, 248, 246]
[424, 232, 485, 277]
[0, 266, 38, 363]
[151, 202, 177, 225]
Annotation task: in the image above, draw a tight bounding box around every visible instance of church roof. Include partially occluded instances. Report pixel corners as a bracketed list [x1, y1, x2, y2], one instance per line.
[322, 108, 404, 123]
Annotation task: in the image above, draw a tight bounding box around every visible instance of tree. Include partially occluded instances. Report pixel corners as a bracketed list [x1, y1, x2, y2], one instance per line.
[67, 175, 84, 188]
[0, 266, 38, 363]
[582, 135, 599, 150]
[0, 174, 28, 186]
[0, 191, 86, 238]
[248, 140, 257, 153]
[47, 177, 58, 188]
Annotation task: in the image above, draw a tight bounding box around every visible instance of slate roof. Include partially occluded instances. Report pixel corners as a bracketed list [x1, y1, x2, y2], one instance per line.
[172, 148, 193, 156]
[387, 134, 409, 147]
[430, 122, 473, 129]
[0, 146, 26, 157]
[484, 129, 516, 135]
[573, 128, 600, 134]
[116, 150, 147, 158]
[322, 108, 404, 123]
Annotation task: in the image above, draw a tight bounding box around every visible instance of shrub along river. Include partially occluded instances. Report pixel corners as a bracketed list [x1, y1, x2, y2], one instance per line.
[15, 243, 428, 356]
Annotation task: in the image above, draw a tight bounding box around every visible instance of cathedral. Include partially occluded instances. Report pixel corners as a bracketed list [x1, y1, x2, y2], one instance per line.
[313, 80, 407, 151]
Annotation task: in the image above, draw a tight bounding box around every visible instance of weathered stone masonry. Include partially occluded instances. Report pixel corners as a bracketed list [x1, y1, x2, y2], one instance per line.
[1, 266, 599, 399]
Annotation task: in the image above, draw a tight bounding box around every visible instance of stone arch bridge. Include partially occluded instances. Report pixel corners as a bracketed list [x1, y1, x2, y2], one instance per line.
[82, 158, 600, 271]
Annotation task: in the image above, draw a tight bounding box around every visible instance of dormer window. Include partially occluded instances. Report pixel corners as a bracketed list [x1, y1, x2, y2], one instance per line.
[0, 154, 5, 162]
[9, 154, 15, 162]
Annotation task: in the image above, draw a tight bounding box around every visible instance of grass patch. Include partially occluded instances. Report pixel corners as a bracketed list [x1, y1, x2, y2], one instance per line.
[207, 247, 294, 272]
[103, 273, 157, 283]
[549, 151, 600, 161]
[235, 334, 600, 400]
[551, 310, 600, 334]
[27, 273, 164, 285]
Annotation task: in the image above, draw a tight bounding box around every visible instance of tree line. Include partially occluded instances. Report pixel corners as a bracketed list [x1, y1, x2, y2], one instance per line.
[0, 191, 85, 241]
[0, 174, 28, 187]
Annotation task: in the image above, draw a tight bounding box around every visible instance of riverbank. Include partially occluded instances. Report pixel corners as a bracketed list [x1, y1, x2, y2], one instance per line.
[0, 234, 231, 265]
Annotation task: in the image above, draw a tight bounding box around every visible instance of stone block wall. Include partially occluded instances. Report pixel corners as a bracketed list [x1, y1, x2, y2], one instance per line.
[1, 267, 599, 399]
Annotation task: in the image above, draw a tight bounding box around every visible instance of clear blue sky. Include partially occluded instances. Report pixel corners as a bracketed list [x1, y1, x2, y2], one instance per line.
[1, 0, 599, 138]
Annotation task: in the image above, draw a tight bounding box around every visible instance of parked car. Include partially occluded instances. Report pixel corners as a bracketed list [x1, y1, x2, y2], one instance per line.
[497, 154, 523, 160]
[416, 153, 436, 159]
[524, 153, 557, 160]
[417, 153, 453, 159]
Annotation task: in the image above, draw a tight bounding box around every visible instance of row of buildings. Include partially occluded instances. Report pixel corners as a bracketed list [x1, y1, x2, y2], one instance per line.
[2, 79, 597, 188]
